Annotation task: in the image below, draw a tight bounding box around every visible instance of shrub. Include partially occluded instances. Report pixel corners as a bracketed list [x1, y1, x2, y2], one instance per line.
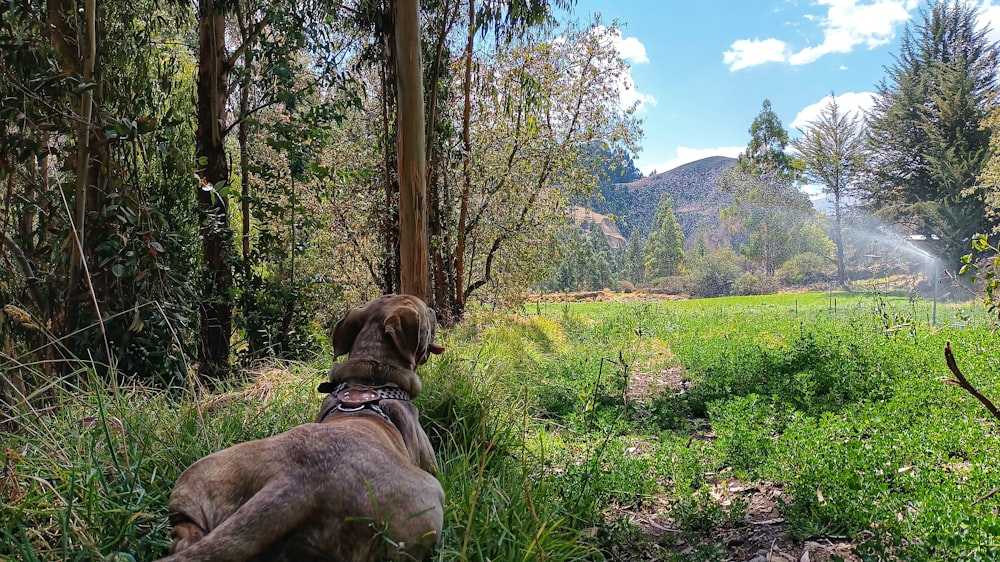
[648, 391, 692, 431]
[777, 252, 835, 285]
[730, 272, 775, 296]
[686, 249, 743, 298]
[683, 325, 891, 418]
[708, 394, 778, 476]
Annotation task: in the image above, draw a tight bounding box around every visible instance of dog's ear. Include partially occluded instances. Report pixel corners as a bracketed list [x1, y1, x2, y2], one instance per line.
[332, 304, 368, 359]
[384, 302, 421, 364]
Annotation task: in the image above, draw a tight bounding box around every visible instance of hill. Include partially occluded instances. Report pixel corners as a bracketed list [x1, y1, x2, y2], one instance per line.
[569, 206, 627, 249]
[609, 156, 737, 250]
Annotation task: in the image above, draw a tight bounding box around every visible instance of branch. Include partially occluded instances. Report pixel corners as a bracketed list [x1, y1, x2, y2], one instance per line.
[225, 18, 268, 72]
[464, 234, 503, 298]
[941, 341, 1000, 423]
[1, 233, 48, 318]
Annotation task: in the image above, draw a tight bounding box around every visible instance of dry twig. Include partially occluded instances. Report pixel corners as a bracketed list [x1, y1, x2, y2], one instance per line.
[941, 342, 1000, 423]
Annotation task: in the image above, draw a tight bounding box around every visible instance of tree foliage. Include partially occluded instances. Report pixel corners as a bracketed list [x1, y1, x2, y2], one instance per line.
[723, 100, 813, 276]
[791, 93, 867, 286]
[1, 0, 202, 387]
[737, 99, 802, 182]
[865, 0, 997, 262]
[644, 195, 685, 279]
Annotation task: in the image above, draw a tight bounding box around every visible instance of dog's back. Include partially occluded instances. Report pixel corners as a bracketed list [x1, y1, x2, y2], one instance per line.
[164, 415, 443, 562]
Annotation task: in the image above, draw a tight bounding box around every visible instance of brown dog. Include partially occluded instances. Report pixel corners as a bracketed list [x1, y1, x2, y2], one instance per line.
[157, 295, 445, 562]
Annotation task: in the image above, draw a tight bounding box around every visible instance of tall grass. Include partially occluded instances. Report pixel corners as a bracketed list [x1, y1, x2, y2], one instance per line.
[3, 292, 999, 561]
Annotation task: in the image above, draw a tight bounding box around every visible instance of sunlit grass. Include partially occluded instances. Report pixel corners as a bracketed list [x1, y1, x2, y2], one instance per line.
[4, 290, 999, 561]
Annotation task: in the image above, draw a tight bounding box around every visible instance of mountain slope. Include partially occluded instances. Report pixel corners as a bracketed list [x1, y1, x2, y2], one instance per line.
[569, 206, 627, 249]
[612, 156, 737, 250]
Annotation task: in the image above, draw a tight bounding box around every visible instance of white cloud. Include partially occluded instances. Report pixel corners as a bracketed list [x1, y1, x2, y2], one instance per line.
[788, 0, 917, 65]
[723, 38, 790, 71]
[724, 0, 918, 71]
[609, 31, 649, 64]
[595, 26, 656, 112]
[639, 146, 745, 176]
[791, 91, 876, 131]
[979, 1, 1000, 44]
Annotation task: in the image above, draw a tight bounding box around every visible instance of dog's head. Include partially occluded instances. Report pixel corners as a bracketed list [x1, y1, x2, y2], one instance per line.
[332, 294, 444, 370]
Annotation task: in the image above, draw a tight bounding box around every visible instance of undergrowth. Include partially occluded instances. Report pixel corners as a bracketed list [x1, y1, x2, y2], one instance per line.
[2, 291, 999, 561]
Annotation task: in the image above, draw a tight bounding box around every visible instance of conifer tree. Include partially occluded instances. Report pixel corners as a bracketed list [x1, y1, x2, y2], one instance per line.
[644, 195, 685, 279]
[623, 231, 646, 284]
[791, 93, 866, 287]
[866, 0, 997, 261]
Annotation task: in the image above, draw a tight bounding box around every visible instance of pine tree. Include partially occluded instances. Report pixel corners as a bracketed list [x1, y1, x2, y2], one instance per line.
[791, 93, 866, 287]
[866, 0, 997, 261]
[644, 195, 685, 280]
[623, 231, 646, 284]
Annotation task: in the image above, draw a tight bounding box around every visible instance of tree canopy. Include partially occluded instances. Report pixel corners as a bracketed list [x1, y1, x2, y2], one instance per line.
[865, 0, 998, 261]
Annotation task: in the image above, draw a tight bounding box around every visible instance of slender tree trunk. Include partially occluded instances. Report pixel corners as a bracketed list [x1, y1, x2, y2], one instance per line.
[239, 65, 252, 266]
[393, 0, 429, 300]
[454, 0, 474, 320]
[833, 191, 847, 287]
[195, 0, 234, 382]
[380, 46, 400, 295]
[425, 0, 456, 314]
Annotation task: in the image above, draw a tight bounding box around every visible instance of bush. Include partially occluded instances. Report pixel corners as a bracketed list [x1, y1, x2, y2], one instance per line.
[730, 273, 775, 296]
[778, 252, 835, 285]
[686, 249, 743, 298]
[683, 325, 891, 418]
[708, 394, 778, 476]
[648, 275, 687, 295]
[648, 391, 692, 431]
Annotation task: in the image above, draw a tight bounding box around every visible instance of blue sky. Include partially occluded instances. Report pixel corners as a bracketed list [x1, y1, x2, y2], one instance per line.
[566, 0, 1000, 176]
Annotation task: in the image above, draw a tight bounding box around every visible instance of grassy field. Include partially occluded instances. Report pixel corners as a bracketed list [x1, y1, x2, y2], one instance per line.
[3, 291, 999, 561]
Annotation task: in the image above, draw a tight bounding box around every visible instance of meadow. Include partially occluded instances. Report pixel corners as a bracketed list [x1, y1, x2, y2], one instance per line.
[2, 290, 999, 561]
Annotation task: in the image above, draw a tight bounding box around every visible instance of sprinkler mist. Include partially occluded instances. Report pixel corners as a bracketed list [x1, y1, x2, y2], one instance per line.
[849, 224, 943, 324]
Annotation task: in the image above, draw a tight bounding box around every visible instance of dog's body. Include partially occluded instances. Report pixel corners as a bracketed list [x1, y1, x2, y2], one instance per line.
[157, 295, 445, 562]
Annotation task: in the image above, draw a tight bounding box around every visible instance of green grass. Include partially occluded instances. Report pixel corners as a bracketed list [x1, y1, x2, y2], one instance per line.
[3, 291, 1000, 561]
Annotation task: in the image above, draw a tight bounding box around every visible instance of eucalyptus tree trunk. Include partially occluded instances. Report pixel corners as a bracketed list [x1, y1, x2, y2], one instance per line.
[49, 0, 107, 349]
[379, 50, 400, 295]
[195, 0, 234, 381]
[454, 0, 475, 320]
[425, 0, 458, 316]
[393, 0, 429, 301]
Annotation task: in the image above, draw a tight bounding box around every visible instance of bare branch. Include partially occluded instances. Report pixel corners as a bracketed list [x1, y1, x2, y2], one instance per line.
[1, 234, 48, 318]
[941, 341, 1000, 423]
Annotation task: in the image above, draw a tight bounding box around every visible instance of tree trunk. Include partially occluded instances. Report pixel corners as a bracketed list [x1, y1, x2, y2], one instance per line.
[425, 0, 457, 318]
[195, 0, 234, 382]
[393, 0, 429, 300]
[380, 47, 400, 295]
[239, 68, 252, 267]
[454, 0, 475, 320]
[54, 0, 107, 355]
[833, 191, 847, 287]
[236, 4, 253, 268]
